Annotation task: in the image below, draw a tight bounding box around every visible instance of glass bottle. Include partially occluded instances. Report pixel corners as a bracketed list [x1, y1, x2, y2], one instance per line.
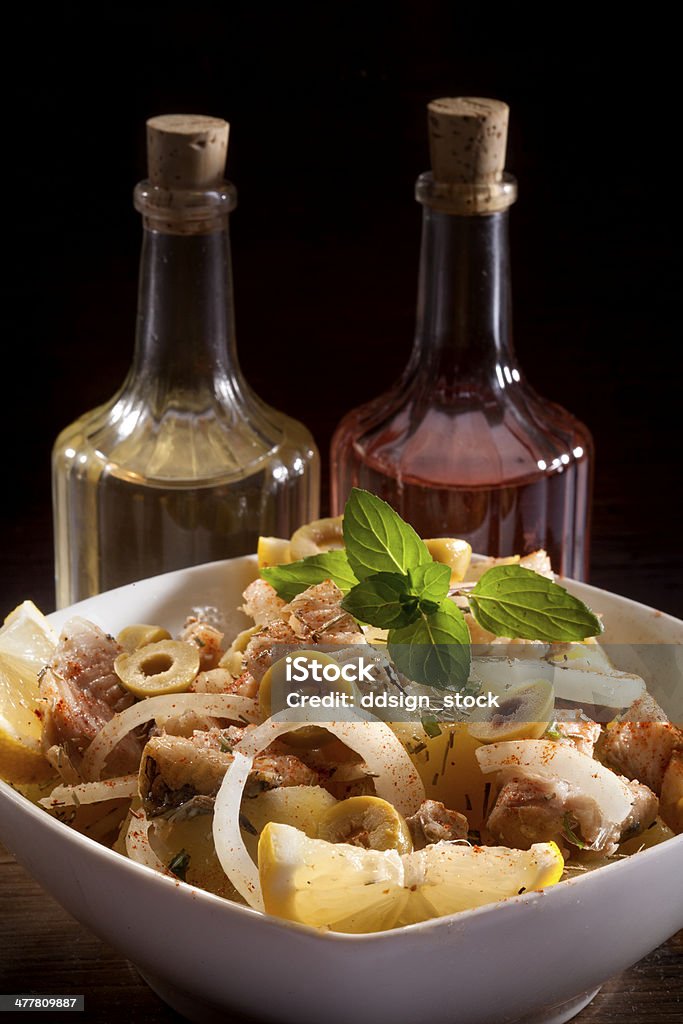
[53, 114, 319, 607]
[331, 98, 592, 579]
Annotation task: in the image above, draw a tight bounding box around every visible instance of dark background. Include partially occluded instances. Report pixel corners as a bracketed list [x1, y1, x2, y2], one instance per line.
[1, 6, 680, 616]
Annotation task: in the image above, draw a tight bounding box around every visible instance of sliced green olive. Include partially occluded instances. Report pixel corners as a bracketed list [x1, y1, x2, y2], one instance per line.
[468, 680, 554, 743]
[317, 796, 413, 854]
[424, 538, 472, 583]
[289, 516, 344, 560]
[114, 639, 200, 698]
[117, 624, 172, 653]
[259, 650, 354, 748]
[218, 625, 259, 675]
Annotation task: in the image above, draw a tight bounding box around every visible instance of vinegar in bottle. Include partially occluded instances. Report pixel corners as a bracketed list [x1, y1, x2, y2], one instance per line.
[331, 98, 592, 579]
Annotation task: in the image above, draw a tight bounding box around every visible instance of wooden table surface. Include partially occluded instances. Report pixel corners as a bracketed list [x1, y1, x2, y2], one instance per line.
[1, 502, 681, 1022]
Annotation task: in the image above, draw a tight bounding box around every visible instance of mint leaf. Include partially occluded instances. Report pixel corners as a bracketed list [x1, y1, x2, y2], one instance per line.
[388, 599, 471, 690]
[343, 488, 432, 582]
[409, 562, 451, 607]
[261, 550, 358, 602]
[468, 565, 602, 642]
[342, 572, 420, 629]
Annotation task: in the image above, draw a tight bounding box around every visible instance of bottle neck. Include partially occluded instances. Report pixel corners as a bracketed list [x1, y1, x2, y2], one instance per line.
[131, 222, 238, 395]
[412, 205, 516, 389]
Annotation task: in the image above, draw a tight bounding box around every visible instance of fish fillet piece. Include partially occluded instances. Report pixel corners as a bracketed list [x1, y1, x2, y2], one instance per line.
[406, 800, 469, 849]
[601, 695, 683, 793]
[139, 727, 319, 817]
[41, 617, 144, 779]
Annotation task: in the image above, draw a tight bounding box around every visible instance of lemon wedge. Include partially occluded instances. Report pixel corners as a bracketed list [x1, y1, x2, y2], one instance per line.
[0, 652, 53, 783]
[424, 538, 472, 583]
[0, 600, 58, 675]
[259, 822, 563, 933]
[257, 536, 292, 569]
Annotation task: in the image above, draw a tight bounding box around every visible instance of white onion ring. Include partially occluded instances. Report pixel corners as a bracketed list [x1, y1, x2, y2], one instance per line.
[39, 775, 138, 809]
[81, 694, 259, 781]
[125, 807, 167, 872]
[472, 657, 645, 710]
[213, 712, 426, 910]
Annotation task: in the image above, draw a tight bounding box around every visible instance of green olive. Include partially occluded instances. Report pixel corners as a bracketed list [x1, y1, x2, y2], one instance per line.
[289, 516, 344, 560]
[117, 624, 172, 652]
[218, 625, 259, 675]
[114, 640, 200, 698]
[259, 650, 355, 748]
[317, 796, 413, 854]
[468, 680, 554, 743]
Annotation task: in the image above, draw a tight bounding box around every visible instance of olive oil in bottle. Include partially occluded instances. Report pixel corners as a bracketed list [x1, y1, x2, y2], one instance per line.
[53, 115, 319, 606]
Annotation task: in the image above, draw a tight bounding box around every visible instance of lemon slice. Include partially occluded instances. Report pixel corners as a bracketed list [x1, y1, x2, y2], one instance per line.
[0, 601, 58, 675]
[0, 652, 53, 783]
[257, 536, 292, 569]
[259, 822, 563, 933]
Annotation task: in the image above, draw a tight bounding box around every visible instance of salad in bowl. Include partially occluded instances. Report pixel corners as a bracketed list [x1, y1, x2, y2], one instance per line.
[2, 489, 681, 942]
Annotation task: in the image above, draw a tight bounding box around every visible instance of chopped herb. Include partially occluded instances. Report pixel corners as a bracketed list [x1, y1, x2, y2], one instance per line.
[518, 886, 527, 895]
[421, 716, 442, 739]
[482, 782, 492, 820]
[219, 737, 232, 753]
[545, 722, 562, 741]
[239, 813, 258, 836]
[562, 813, 586, 849]
[168, 849, 191, 880]
[194, 636, 206, 648]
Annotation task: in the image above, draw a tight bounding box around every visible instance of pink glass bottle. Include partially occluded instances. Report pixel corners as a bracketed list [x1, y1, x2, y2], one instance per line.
[331, 98, 593, 579]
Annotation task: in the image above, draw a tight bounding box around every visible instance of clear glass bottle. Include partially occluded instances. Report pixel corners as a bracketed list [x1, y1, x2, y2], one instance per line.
[331, 98, 592, 579]
[53, 115, 319, 607]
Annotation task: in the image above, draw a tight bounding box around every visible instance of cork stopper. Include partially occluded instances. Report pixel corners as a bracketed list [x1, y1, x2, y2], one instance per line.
[427, 97, 509, 185]
[146, 114, 229, 189]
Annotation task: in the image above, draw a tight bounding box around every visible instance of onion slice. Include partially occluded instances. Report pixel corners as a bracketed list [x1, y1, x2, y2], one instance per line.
[476, 739, 635, 847]
[213, 713, 426, 910]
[472, 657, 645, 711]
[125, 807, 167, 872]
[40, 775, 138, 809]
[81, 693, 259, 781]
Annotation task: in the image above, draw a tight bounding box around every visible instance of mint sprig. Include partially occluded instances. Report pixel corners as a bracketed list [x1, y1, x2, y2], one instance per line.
[259, 487, 601, 689]
[468, 565, 603, 642]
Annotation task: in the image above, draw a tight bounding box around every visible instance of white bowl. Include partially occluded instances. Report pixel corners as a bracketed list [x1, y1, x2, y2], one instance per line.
[1, 557, 682, 1024]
